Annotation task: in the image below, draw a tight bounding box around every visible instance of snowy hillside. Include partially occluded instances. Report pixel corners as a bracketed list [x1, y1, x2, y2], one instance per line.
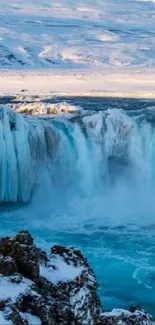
[0, 0, 155, 69]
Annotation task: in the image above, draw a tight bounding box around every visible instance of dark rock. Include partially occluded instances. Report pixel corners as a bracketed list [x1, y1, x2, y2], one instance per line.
[16, 291, 55, 325]
[4, 304, 28, 325]
[0, 231, 101, 325]
[51, 245, 91, 268]
[49, 245, 101, 325]
[0, 230, 47, 280]
[0, 255, 17, 275]
[0, 298, 10, 311]
[12, 230, 34, 246]
[0, 230, 154, 325]
[129, 305, 141, 312]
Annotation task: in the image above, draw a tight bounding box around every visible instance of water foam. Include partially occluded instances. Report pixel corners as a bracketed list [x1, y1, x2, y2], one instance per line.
[1, 105, 155, 201]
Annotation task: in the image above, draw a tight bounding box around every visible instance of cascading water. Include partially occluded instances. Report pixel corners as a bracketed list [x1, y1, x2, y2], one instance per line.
[50, 108, 155, 192]
[0, 102, 155, 314]
[0, 105, 59, 202]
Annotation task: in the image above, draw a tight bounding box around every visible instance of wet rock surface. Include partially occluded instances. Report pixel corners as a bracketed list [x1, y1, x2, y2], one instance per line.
[0, 230, 154, 325]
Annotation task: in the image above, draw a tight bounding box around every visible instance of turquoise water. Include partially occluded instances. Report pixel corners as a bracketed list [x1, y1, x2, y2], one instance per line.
[1, 185, 155, 314]
[0, 98, 155, 314]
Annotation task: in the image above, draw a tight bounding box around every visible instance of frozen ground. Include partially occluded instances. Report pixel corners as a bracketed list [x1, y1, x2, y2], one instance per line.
[0, 69, 155, 96]
[0, 0, 155, 70]
[0, 0, 155, 95]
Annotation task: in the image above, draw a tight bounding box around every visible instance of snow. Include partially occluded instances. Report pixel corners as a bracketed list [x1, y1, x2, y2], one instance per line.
[40, 256, 83, 284]
[83, 113, 103, 132]
[71, 286, 94, 325]
[103, 309, 131, 317]
[13, 102, 81, 115]
[0, 69, 155, 97]
[102, 308, 155, 324]
[0, 0, 155, 96]
[0, 0, 155, 70]
[0, 275, 32, 301]
[20, 312, 41, 325]
[0, 312, 13, 325]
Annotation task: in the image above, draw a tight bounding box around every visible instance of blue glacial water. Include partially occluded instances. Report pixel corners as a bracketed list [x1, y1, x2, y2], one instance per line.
[1, 97, 155, 314]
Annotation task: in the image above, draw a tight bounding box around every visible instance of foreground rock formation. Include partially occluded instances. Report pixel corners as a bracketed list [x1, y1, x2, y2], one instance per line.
[0, 230, 154, 325]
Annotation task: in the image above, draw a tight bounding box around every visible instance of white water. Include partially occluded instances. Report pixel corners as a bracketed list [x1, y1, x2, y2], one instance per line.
[0, 106, 59, 202]
[1, 105, 155, 201]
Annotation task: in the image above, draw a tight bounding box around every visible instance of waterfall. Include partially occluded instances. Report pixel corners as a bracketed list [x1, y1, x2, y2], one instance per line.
[0, 105, 154, 203]
[1, 103, 155, 317]
[0, 106, 59, 202]
[53, 108, 154, 191]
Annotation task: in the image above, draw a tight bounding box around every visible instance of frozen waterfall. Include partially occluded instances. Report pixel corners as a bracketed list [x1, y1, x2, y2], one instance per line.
[0, 105, 59, 202]
[0, 105, 154, 203]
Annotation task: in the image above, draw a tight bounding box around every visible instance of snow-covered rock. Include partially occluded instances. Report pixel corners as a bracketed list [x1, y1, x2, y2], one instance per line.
[0, 230, 154, 325]
[13, 102, 80, 115]
[99, 307, 155, 325]
[0, 230, 101, 325]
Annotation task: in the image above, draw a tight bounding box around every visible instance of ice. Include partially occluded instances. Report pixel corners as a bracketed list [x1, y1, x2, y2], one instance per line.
[0, 106, 35, 202]
[0, 105, 60, 202]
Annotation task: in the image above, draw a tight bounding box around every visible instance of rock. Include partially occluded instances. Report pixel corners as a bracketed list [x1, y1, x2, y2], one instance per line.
[3, 304, 29, 325]
[48, 245, 102, 324]
[11, 230, 34, 246]
[0, 256, 17, 275]
[0, 230, 47, 281]
[16, 291, 55, 325]
[129, 305, 142, 312]
[0, 230, 154, 325]
[98, 308, 154, 325]
[0, 230, 101, 325]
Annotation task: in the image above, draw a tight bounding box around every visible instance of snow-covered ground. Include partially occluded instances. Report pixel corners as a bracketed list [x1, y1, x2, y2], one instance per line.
[0, 69, 155, 97]
[0, 0, 155, 95]
[0, 0, 155, 69]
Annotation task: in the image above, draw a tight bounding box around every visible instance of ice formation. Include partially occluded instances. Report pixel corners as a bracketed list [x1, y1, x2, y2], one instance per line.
[0, 105, 59, 202]
[0, 105, 153, 202]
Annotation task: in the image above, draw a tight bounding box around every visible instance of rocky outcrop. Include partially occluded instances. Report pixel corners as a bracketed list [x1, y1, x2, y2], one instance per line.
[0, 230, 154, 325]
[13, 101, 79, 115]
[0, 230, 101, 325]
[98, 307, 154, 325]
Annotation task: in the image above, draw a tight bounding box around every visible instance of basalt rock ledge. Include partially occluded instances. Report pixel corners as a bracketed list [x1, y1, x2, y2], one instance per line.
[0, 230, 154, 325]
